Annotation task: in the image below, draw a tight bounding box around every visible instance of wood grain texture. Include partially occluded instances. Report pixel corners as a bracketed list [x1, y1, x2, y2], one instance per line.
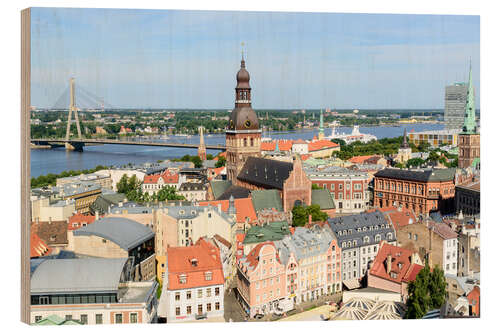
[21, 7, 31, 325]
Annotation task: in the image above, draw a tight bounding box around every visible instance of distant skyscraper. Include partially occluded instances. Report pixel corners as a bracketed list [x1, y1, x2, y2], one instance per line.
[444, 82, 468, 130]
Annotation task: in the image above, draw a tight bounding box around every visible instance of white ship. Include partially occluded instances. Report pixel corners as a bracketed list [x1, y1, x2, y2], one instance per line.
[325, 125, 377, 144]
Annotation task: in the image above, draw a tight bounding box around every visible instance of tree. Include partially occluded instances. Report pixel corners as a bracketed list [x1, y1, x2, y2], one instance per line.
[407, 158, 425, 168]
[215, 155, 226, 168]
[155, 186, 186, 201]
[394, 162, 405, 169]
[311, 183, 322, 190]
[292, 204, 328, 227]
[330, 138, 346, 146]
[405, 263, 446, 319]
[292, 205, 308, 227]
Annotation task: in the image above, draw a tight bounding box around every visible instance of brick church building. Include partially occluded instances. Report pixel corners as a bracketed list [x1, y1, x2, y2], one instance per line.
[225, 54, 311, 212]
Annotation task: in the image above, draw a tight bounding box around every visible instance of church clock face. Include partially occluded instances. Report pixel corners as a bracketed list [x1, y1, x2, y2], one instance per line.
[244, 120, 251, 128]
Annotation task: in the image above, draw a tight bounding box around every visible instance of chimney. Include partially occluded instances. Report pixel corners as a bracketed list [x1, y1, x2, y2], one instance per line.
[387, 254, 392, 274]
[95, 211, 99, 221]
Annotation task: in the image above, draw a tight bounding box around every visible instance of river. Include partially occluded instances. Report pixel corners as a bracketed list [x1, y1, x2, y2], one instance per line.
[30, 123, 443, 178]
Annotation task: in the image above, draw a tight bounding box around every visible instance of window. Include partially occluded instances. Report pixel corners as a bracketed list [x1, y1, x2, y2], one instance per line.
[331, 184, 335, 191]
[80, 314, 88, 324]
[215, 302, 220, 310]
[34, 316, 42, 323]
[95, 314, 103, 324]
[187, 306, 192, 315]
[414, 234, 418, 241]
[115, 313, 122, 324]
[215, 287, 220, 296]
[206, 288, 212, 297]
[130, 313, 138, 324]
[175, 292, 180, 301]
[176, 307, 181, 316]
[187, 291, 192, 299]
[65, 315, 73, 321]
[198, 304, 203, 314]
[198, 289, 203, 298]
[179, 274, 187, 284]
[408, 232, 412, 239]
[256, 282, 260, 289]
[207, 303, 212, 312]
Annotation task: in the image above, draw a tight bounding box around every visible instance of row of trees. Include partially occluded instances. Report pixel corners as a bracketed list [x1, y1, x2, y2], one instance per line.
[31, 165, 108, 188]
[116, 174, 185, 203]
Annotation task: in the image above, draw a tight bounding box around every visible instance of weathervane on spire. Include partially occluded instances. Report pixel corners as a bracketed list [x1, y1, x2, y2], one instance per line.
[241, 42, 245, 61]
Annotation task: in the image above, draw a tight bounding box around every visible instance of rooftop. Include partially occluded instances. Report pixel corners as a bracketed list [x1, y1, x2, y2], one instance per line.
[237, 156, 293, 190]
[243, 220, 290, 245]
[31, 258, 128, 294]
[374, 168, 456, 183]
[73, 217, 154, 251]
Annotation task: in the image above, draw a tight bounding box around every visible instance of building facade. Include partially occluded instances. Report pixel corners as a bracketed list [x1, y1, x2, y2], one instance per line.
[236, 242, 287, 317]
[327, 210, 397, 282]
[159, 239, 225, 322]
[373, 168, 456, 216]
[444, 83, 468, 131]
[307, 167, 370, 214]
[455, 179, 480, 216]
[30, 258, 158, 325]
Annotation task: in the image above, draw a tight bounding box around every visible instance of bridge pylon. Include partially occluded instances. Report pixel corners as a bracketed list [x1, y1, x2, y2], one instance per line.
[65, 77, 83, 150]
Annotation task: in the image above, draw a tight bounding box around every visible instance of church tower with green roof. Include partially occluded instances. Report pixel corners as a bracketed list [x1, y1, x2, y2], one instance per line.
[458, 63, 480, 169]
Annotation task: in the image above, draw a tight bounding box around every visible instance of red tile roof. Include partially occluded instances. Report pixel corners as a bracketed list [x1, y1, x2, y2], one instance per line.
[239, 241, 280, 272]
[348, 155, 375, 164]
[213, 151, 227, 161]
[198, 198, 257, 224]
[308, 140, 339, 152]
[428, 220, 458, 240]
[207, 166, 225, 181]
[369, 242, 423, 284]
[261, 140, 294, 152]
[68, 213, 96, 231]
[167, 239, 224, 290]
[143, 170, 179, 184]
[300, 154, 312, 161]
[30, 232, 52, 258]
[379, 207, 418, 231]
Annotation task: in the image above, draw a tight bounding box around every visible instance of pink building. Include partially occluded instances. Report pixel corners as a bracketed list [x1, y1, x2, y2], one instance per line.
[236, 241, 286, 317]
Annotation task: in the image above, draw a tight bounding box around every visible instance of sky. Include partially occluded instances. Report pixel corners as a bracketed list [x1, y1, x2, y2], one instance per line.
[30, 8, 480, 109]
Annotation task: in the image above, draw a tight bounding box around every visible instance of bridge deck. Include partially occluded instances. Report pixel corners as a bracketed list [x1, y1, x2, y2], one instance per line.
[31, 138, 226, 150]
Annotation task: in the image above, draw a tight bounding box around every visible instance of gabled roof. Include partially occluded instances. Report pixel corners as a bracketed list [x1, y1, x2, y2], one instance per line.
[369, 242, 423, 284]
[428, 220, 457, 240]
[377, 207, 418, 231]
[68, 213, 96, 231]
[31, 221, 68, 246]
[179, 182, 207, 191]
[239, 241, 280, 272]
[143, 171, 179, 184]
[251, 189, 284, 212]
[30, 232, 52, 258]
[73, 217, 154, 251]
[218, 184, 251, 200]
[209, 180, 232, 199]
[349, 155, 375, 164]
[243, 220, 290, 245]
[311, 189, 335, 210]
[198, 197, 257, 224]
[167, 239, 224, 290]
[308, 140, 339, 152]
[237, 156, 293, 190]
[31, 258, 128, 294]
[374, 168, 456, 182]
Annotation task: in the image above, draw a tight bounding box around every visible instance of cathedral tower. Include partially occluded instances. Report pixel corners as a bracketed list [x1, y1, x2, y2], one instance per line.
[226, 53, 262, 182]
[458, 64, 480, 169]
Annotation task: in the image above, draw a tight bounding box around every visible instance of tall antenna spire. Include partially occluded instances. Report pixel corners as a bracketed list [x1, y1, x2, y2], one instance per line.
[241, 42, 245, 61]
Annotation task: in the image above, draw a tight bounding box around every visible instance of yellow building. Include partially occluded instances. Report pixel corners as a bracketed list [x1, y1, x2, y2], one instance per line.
[408, 129, 460, 148]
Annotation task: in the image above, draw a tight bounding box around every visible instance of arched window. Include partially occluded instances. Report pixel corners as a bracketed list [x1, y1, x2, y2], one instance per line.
[387, 233, 393, 240]
[375, 234, 381, 242]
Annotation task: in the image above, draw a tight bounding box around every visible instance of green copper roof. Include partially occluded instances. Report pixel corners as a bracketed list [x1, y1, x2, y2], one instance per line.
[251, 189, 283, 212]
[210, 180, 232, 200]
[311, 189, 335, 210]
[243, 220, 290, 245]
[462, 63, 477, 134]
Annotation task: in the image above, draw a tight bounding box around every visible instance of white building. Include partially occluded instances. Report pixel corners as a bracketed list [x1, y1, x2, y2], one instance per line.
[159, 239, 225, 322]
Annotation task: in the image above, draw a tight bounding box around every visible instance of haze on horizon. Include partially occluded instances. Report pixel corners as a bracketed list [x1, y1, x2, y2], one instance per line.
[31, 8, 480, 110]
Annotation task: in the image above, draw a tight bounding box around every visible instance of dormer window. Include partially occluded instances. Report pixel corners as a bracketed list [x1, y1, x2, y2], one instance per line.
[375, 234, 381, 242]
[179, 274, 187, 284]
[205, 271, 212, 281]
[387, 233, 393, 240]
[190, 258, 198, 267]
